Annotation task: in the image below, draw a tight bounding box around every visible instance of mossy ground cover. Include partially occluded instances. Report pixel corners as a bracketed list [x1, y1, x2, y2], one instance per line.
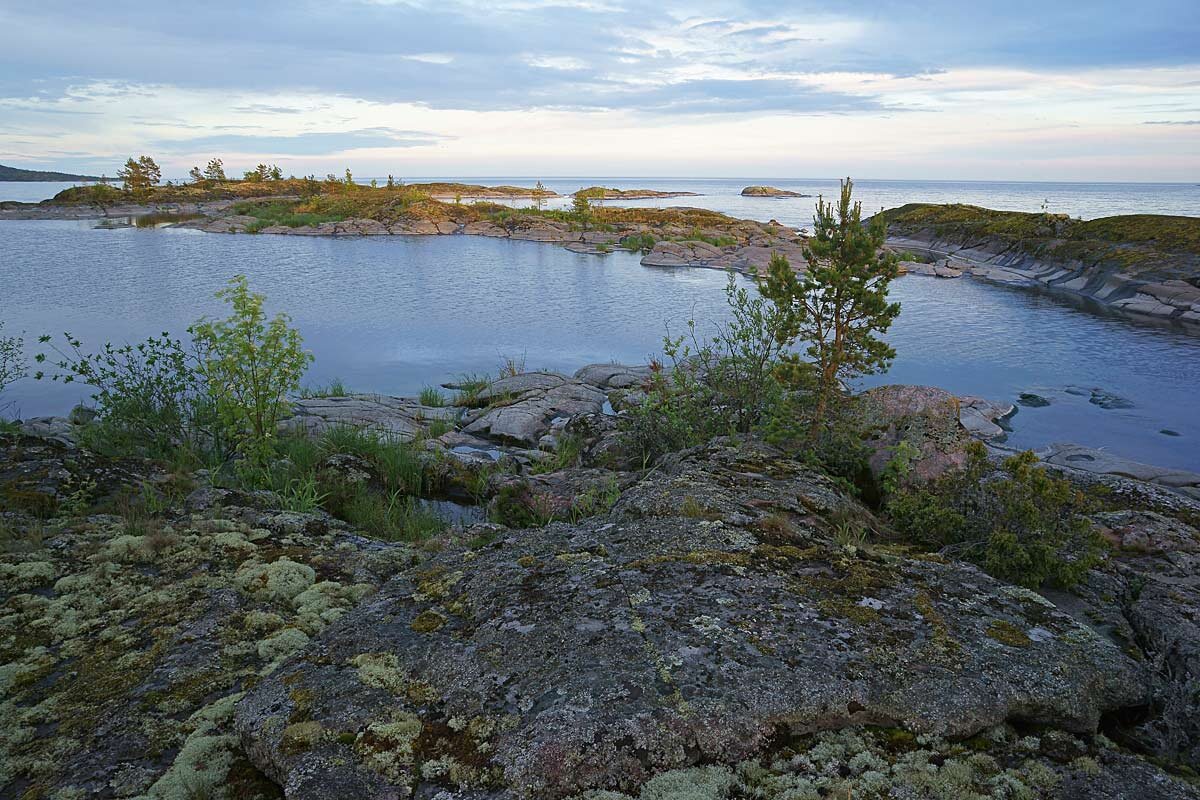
[880, 203, 1200, 280]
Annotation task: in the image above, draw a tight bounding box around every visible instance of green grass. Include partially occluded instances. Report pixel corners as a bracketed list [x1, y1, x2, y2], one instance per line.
[319, 425, 427, 494]
[234, 200, 346, 232]
[621, 233, 657, 252]
[419, 386, 446, 407]
[341, 488, 445, 541]
[299, 378, 348, 398]
[530, 433, 583, 475]
[452, 373, 492, 406]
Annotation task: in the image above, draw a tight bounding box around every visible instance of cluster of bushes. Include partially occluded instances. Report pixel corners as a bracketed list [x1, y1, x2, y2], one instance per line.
[885, 442, 1104, 588]
[36, 275, 311, 467]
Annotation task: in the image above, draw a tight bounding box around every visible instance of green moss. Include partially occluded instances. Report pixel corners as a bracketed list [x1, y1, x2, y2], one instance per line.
[281, 721, 325, 755]
[411, 610, 448, 633]
[986, 620, 1032, 648]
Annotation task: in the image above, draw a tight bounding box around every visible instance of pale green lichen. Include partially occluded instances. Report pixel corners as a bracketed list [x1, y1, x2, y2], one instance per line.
[257, 627, 310, 663]
[351, 652, 409, 694]
[104, 534, 156, 563]
[356, 713, 423, 782]
[235, 557, 316, 603]
[0, 560, 57, 589]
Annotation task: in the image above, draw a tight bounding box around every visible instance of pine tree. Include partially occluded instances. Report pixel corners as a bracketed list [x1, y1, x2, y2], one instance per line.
[534, 180, 548, 211]
[204, 159, 227, 182]
[759, 177, 900, 431]
[117, 156, 160, 196]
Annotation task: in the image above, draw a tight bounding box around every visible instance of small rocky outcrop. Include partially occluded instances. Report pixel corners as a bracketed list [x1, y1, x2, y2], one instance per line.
[740, 186, 811, 198]
[1040, 443, 1200, 501]
[462, 373, 607, 447]
[575, 187, 701, 199]
[859, 385, 1014, 484]
[283, 394, 461, 441]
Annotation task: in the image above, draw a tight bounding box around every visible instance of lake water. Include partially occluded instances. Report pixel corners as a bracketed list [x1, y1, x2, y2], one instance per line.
[3, 219, 1198, 471]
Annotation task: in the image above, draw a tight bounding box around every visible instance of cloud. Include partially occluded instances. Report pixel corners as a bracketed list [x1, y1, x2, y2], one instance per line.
[1142, 119, 1200, 125]
[152, 127, 451, 155]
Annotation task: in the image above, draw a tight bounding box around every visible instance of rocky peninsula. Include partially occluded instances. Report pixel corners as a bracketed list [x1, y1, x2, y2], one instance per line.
[882, 203, 1200, 325]
[3, 361, 1200, 799]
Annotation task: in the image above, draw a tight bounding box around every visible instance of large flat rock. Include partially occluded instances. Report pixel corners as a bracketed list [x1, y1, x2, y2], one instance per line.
[282, 395, 460, 441]
[236, 509, 1141, 799]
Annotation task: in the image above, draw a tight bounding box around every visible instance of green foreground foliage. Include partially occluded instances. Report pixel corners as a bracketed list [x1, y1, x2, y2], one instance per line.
[887, 443, 1105, 588]
[36, 275, 310, 465]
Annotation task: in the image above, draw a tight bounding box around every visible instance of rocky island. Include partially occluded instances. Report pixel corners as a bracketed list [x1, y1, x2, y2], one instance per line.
[741, 185, 811, 197]
[574, 186, 701, 199]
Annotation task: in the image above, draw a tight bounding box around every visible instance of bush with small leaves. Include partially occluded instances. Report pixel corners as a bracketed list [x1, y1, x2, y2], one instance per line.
[886, 442, 1104, 588]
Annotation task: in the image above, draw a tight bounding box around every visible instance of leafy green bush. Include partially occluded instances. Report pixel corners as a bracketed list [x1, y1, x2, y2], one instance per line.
[886, 442, 1104, 588]
[36, 331, 221, 460]
[0, 322, 25, 413]
[621, 273, 796, 466]
[621, 232, 657, 252]
[191, 275, 313, 461]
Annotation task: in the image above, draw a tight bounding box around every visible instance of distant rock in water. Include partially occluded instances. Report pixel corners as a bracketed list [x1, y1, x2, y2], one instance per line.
[0, 162, 108, 182]
[740, 185, 811, 197]
[574, 186, 701, 199]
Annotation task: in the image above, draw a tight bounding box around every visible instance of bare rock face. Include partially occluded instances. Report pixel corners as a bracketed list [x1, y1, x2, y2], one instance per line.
[859, 385, 974, 484]
[235, 442, 1144, 799]
[463, 374, 607, 447]
[573, 362, 653, 390]
[282, 395, 461, 442]
[1054, 510, 1200, 768]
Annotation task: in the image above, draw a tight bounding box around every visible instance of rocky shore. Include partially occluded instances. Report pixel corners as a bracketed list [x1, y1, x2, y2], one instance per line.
[883, 204, 1200, 326]
[4, 364, 1200, 799]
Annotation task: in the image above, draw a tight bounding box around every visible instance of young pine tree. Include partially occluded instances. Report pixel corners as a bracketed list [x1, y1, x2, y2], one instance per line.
[760, 177, 900, 432]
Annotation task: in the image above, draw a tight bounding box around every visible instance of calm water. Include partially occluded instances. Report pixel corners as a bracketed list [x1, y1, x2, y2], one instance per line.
[395, 177, 1200, 223]
[2, 220, 1198, 470]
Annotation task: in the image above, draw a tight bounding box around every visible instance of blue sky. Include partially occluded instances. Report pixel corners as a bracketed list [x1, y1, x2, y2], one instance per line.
[1, 1, 1198, 180]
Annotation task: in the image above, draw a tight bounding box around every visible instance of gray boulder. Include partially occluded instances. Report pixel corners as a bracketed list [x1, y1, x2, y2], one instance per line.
[464, 374, 606, 447]
[282, 394, 460, 441]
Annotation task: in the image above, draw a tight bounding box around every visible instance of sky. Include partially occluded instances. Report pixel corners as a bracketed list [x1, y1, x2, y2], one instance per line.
[1, 1, 1198, 181]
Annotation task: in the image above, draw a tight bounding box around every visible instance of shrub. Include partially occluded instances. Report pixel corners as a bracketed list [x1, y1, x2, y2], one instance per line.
[886, 442, 1104, 588]
[36, 331, 221, 460]
[621, 273, 796, 466]
[191, 275, 313, 461]
[0, 322, 25, 412]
